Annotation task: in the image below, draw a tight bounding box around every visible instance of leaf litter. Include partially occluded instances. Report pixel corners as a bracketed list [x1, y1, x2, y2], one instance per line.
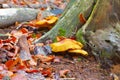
[0, 0, 118, 80]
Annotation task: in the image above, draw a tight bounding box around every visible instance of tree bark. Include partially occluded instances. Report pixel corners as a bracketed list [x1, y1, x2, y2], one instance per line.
[76, 0, 120, 63]
[33, 0, 95, 43]
[34, 0, 120, 64]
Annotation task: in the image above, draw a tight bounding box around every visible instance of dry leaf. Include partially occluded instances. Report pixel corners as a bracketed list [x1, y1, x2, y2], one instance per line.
[41, 68, 52, 77]
[5, 58, 20, 70]
[59, 69, 70, 78]
[79, 13, 86, 23]
[35, 55, 55, 62]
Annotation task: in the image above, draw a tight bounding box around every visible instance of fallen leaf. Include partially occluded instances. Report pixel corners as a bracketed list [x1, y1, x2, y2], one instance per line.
[20, 28, 28, 34]
[41, 68, 52, 77]
[5, 58, 20, 70]
[79, 13, 86, 24]
[26, 69, 39, 73]
[35, 55, 55, 62]
[59, 69, 70, 78]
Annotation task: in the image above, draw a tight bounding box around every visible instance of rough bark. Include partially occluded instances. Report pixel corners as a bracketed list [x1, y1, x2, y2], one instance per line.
[76, 0, 120, 63]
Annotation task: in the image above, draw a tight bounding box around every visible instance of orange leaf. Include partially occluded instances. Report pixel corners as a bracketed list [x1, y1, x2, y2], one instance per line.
[26, 69, 39, 73]
[20, 28, 28, 34]
[5, 58, 20, 70]
[79, 14, 86, 24]
[17, 64, 26, 69]
[0, 74, 3, 79]
[13, 0, 18, 4]
[11, 36, 17, 43]
[41, 68, 52, 77]
[35, 55, 55, 62]
[5, 60, 14, 69]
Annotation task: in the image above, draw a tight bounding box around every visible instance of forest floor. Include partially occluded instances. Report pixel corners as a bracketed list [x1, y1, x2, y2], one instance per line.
[0, 0, 120, 80]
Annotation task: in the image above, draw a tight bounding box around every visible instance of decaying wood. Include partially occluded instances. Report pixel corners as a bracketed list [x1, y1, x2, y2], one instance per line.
[34, 0, 95, 43]
[0, 8, 55, 28]
[76, 0, 120, 62]
[34, 0, 120, 63]
[0, 8, 39, 28]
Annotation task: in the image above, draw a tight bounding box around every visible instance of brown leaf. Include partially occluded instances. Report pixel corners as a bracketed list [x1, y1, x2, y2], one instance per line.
[59, 69, 70, 78]
[17, 35, 31, 61]
[35, 55, 55, 62]
[79, 13, 86, 24]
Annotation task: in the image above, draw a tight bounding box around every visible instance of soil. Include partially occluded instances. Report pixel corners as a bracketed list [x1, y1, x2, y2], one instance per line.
[48, 54, 112, 80]
[0, 29, 120, 80]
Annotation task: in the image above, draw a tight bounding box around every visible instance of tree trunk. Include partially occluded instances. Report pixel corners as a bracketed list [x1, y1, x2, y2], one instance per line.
[76, 0, 120, 64]
[33, 0, 95, 43]
[35, 0, 120, 64]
